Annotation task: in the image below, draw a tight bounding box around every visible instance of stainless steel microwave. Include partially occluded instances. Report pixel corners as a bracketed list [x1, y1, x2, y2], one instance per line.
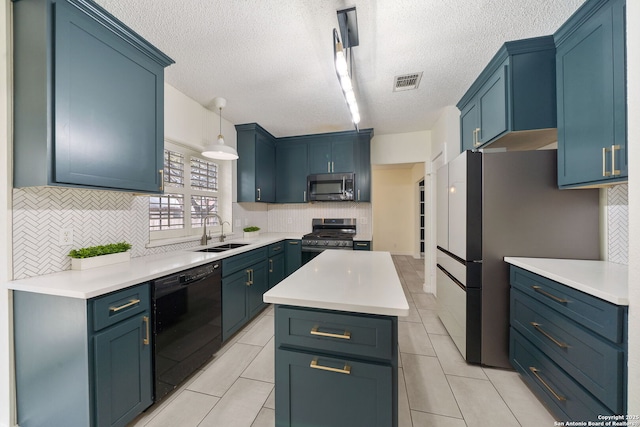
[307, 173, 355, 201]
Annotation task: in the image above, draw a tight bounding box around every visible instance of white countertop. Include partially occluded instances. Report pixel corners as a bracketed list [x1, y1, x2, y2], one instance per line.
[504, 257, 629, 306]
[263, 250, 410, 317]
[5, 233, 301, 299]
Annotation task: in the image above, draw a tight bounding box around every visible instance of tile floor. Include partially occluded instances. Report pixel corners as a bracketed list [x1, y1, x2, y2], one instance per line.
[129, 255, 556, 427]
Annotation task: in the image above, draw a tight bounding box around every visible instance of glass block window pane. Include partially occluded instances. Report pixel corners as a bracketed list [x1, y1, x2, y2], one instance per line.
[191, 195, 218, 228]
[149, 194, 184, 231]
[164, 150, 185, 188]
[190, 157, 218, 191]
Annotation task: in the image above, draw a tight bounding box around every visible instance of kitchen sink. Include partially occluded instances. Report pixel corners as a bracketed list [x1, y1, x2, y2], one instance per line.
[198, 243, 249, 252]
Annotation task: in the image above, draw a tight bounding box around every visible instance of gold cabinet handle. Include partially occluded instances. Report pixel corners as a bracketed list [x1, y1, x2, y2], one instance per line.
[602, 147, 610, 177]
[473, 128, 482, 147]
[246, 269, 252, 286]
[269, 259, 273, 273]
[310, 358, 351, 375]
[530, 322, 568, 348]
[611, 144, 621, 176]
[257, 188, 261, 201]
[356, 243, 368, 247]
[143, 316, 150, 345]
[159, 169, 164, 191]
[532, 286, 568, 304]
[303, 190, 306, 202]
[310, 326, 351, 340]
[529, 367, 566, 401]
[288, 241, 299, 245]
[109, 299, 141, 312]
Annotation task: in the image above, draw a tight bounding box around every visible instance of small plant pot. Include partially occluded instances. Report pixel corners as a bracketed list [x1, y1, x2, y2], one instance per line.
[71, 251, 131, 270]
[243, 231, 260, 239]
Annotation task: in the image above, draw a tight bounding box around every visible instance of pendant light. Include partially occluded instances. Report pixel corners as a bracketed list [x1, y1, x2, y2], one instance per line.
[202, 97, 239, 160]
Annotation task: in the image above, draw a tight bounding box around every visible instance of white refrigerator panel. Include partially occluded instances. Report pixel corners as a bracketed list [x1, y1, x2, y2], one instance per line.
[436, 268, 466, 357]
[447, 152, 468, 260]
[436, 164, 449, 250]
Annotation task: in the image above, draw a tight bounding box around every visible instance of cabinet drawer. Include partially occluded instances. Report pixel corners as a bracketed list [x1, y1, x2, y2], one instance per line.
[222, 247, 268, 277]
[511, 289, 624, 412]
[275, 306, 394, 361]
[275, 347, 392, 427]
[510, 329, 612, 422]
[353, 241, 371, 251]
[92, 283, 150, 332]
[510, 267, 624, 342]
[268, 242, 285, 256]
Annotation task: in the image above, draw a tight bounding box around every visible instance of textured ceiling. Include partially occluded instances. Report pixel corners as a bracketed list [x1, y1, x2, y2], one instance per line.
[94, 0, 586, 137]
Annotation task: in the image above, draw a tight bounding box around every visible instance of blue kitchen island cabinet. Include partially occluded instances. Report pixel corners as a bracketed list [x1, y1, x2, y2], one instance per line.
[13, 283, 152, 427]
[554, 0, 627, 188]
[13, 0, 173, 193]
[264, 250, 409, 427]
[457, 36, 557, 152]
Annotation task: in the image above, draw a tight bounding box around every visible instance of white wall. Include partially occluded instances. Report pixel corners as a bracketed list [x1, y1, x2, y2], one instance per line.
[371, 130, 431, 165]
[0, 0, 12, 424]
[626, 0, 639, 414]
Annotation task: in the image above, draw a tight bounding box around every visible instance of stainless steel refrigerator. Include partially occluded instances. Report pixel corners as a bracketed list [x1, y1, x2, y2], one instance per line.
[436, 149, 600, 369]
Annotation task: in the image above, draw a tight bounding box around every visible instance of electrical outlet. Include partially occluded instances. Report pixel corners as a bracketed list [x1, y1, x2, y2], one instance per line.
[235, 219, 241, 228]
[59, 228, 73, 246]
[245, 218, 249, 226]
[360, 217, 368, 225]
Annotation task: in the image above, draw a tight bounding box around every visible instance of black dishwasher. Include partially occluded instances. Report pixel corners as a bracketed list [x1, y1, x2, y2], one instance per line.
[152, 261, 222, 402]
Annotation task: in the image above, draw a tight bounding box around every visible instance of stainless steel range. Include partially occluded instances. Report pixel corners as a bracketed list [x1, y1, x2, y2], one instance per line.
[301, 218, 356, 264]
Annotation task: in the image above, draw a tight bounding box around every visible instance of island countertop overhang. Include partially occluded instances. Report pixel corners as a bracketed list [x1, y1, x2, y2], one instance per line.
[263, 250, 410, 317]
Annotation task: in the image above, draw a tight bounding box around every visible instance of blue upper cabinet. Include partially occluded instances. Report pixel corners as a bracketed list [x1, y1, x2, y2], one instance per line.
[13, 0, 174, 193]
[308, 135, 356, 174]
[275, 139, 309, 203]
[457, 36, 557, 152]
[236, 123, 277, 202]
[555, 0, 627, 188]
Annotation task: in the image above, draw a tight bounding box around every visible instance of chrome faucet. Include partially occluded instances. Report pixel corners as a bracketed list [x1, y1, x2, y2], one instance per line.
[200, 214, 229, 245]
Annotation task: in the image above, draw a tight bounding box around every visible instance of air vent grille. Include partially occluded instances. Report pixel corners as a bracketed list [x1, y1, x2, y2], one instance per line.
[393, 72, 423, 92]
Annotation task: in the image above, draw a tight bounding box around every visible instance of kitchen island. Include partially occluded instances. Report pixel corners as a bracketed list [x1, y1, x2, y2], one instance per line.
[263, 250, 409, 427]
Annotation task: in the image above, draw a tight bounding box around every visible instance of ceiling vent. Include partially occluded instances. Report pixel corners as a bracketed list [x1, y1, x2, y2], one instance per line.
[393, 72, 423, 92]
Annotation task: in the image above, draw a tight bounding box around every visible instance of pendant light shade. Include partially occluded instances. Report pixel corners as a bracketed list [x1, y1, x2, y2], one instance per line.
[202, 97, 239, 160]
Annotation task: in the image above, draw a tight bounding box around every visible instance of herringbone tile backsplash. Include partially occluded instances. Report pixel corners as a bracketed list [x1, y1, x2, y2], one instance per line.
[12, 187, 196, 279]
[11, 183, 629, 279]
[607, 184, 628, 265]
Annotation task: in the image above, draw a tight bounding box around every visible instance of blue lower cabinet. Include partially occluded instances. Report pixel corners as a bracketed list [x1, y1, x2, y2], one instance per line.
[13, 283, 152, 427]
[284, 240, 302, 275]
[93, 314, 152, 427]
[222, 247, 269, 341]
[509, 266, 627, 421]
[222, 269, 251, 341]
[269, 252, 285, 288]
[274, 305, 398, 427]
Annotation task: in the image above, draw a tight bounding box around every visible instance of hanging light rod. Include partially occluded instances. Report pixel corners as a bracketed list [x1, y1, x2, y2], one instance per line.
[202, 97, 239, 160]
[333, 27, 360, 129]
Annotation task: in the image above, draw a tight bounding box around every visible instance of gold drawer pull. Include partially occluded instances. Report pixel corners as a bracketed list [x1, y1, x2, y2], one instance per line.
[530, 322, 568, 348]
[143, 316, 150, 345]
[611, 144, 621, 176]
[356, 243, 368, 247]
[109, 299, 141, 312]
[602, 147, 610, 177]
[310, 358, 351, 375]
[310, 326, 351, 340]
[529, 367, 566, 401]
[532, 286, 568, 304]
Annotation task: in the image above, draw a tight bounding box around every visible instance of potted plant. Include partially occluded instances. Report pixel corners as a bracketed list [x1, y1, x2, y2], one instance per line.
[68, 241, 132, 270]
[243, 226, 260, 238]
